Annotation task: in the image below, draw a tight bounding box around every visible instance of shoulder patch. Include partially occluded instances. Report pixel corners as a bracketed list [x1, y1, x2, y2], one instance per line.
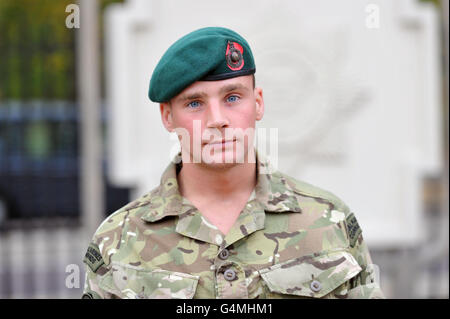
[83, 242, 105, 273]
[346, 213, 362, 248]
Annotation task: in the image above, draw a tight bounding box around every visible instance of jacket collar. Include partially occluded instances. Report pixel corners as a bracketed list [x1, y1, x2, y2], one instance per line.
[140, 151, 301, 223]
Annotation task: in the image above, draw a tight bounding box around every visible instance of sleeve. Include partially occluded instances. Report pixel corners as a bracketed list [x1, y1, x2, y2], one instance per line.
[345, 212, 386, 299]
[81, 242, 114, 299]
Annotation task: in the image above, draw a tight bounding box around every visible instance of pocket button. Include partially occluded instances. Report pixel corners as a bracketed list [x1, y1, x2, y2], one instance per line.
[310, 280, 322, 292]
[224, 269, 236, 281]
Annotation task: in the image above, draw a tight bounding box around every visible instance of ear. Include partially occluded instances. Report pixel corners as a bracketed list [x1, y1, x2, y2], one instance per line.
[160, 103, 173, 132]
[254, 87, 265, 121]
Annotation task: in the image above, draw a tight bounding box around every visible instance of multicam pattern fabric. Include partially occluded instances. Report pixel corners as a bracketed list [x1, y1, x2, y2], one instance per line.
[82, 153, 384, 299]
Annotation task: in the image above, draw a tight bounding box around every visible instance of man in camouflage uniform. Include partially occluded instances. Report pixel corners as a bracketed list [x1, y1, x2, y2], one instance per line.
[82, 27, 384, 299]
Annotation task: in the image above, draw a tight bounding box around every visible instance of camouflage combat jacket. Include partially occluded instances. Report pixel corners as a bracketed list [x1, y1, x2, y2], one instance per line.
[82, 155, 385, 299]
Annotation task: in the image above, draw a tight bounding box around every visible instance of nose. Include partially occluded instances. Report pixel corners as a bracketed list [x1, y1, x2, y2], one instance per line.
[206, 100, 229, 129]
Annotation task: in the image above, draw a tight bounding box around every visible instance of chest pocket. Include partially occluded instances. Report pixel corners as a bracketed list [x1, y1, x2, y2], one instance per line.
[259, 250, 362, 298]
[98, 262, 199, 299]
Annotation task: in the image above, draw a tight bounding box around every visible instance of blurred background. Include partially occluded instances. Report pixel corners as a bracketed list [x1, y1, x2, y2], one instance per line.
[0, 0, 448, 299]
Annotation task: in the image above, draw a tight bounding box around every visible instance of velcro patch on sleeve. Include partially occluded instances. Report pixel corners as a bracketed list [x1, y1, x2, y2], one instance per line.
[346, 213, 362, 248]
[83, 242, 105, 273]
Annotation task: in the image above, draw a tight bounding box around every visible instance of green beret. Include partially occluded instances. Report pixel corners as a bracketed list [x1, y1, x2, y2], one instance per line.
[148, 27, 256, 103]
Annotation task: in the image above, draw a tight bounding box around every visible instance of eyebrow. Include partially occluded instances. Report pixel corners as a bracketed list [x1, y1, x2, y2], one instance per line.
[218, 83, 249, 94]
[177, 92, 208, 102]
[177, 83, 249, 102]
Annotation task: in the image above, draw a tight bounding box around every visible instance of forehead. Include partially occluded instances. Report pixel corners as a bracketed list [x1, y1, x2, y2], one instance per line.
[172, 75, 253, 102]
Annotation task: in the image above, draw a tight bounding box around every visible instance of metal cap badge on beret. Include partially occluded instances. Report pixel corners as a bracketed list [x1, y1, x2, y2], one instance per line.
[148, 27, 256, 103]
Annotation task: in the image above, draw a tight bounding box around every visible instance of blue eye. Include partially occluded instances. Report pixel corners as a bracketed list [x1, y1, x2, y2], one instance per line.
[187, 101, 200, 108]
[227, 95, 239, 103]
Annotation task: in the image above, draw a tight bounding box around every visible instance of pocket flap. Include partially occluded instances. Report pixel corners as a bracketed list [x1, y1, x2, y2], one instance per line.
[98, 262, 199, 299]
[259, 250, 362, 298]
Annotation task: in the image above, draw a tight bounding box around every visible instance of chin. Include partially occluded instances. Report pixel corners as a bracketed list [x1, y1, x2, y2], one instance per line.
[203, 147, 248, 165]
[200, 161, 239, 171]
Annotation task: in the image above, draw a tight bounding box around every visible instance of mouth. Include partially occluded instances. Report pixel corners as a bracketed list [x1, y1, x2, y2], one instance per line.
[204, 138, 237, 146]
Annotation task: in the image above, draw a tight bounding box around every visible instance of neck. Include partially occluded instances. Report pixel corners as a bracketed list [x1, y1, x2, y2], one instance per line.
[177, 154, 257, 202]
